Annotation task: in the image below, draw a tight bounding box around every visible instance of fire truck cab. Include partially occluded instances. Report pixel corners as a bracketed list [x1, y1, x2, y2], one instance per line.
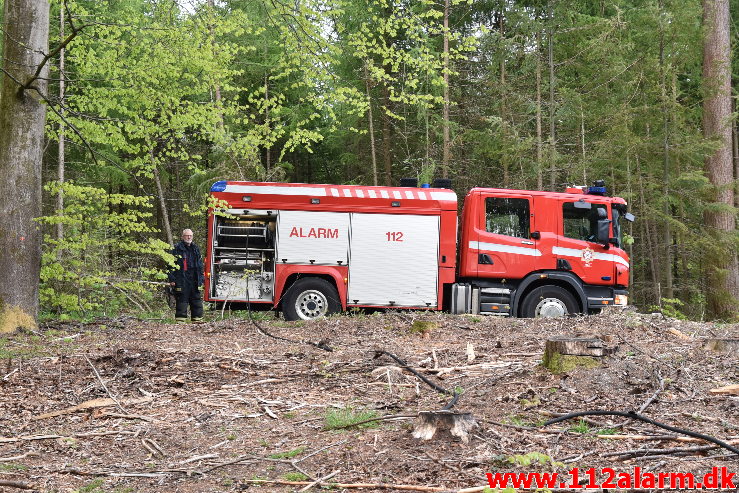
[204, 180, 632, 320]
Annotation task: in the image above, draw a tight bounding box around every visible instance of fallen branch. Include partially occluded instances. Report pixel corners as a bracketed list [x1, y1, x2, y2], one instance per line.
[595, 434, 737, 443]
[241, 479, 446, 491]
[602, 441, 739, 458]
[298, 470, 340, 492]
[542, 411, 739, 456]
[1, 430, 140, 443]
[709, 384, 739, 395]
[0, 480, 33, 490]
[32, 396, 150, 420]
[0, 452, 39, 462]
[84, 355, 126, 413]
[329, 414, 417, 430]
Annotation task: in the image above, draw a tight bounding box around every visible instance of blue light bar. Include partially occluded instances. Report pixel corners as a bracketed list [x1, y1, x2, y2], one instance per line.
[587, 186, 607, 196]
[211, 180, 227, 192]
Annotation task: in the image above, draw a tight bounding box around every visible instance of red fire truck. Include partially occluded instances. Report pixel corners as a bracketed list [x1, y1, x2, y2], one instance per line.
[204, 179, 633, 320]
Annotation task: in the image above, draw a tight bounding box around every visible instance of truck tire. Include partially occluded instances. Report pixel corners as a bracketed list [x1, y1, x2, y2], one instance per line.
[520, 286, 578, 318]
[282, 277, 341, 321]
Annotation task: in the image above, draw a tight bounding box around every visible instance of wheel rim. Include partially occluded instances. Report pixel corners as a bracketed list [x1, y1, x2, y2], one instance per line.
[534, 297, 568, 317]
[294, 289, 328, 320]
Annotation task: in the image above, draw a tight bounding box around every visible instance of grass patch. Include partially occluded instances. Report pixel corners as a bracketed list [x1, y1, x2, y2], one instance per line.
[569, 419, 591, 434]
[0, 337, 46, 360]
[268, 446, 306, 459]
[73, 479, 105, 493]
[324, 407, 379, 430]
[0, 463, 27, 472]
[282, 472, 309, 481]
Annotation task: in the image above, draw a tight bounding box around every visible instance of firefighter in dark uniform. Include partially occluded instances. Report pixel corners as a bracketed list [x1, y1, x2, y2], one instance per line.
[168, 229, 205, 323]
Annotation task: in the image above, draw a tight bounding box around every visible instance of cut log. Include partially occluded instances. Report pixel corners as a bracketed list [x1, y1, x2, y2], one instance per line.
[704, 338, 739, 352]
[542, 336, 608, 374]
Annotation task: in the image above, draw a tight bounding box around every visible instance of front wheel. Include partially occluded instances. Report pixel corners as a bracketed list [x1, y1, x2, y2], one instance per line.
[282, 278, 341, 321]
[520, 286, 579, 318]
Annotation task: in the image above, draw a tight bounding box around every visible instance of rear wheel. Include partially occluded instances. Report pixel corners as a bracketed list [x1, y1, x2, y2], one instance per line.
[520, 286, 579, 318]
[282, 278, 341, 321]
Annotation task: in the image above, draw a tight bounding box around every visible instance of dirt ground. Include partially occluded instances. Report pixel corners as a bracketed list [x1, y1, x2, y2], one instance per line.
[0, 309, 737, 493]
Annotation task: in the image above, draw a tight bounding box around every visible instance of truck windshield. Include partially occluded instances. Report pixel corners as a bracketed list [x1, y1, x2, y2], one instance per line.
[563, 202, 607, 243]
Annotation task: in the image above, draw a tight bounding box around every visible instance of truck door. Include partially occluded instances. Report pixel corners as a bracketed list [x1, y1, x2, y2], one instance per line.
[554, 201, 614, 285]
[473, 194, 548, 279]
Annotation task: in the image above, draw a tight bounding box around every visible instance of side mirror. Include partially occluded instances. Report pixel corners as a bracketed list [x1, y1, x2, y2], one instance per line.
[597, 219, 611, 246]
[624, 212, 635, 222]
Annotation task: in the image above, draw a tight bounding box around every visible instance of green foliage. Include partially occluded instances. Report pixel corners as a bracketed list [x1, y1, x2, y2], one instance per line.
[32, 0, 736, 321]
[38, 182, 172, 316]
[324, 407, 379, 430]
[505, 451, 564, 469]
[649, 298, 688, 320]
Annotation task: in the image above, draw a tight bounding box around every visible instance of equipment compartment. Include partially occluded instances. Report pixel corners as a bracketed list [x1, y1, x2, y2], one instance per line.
[211, 213, 276, 302]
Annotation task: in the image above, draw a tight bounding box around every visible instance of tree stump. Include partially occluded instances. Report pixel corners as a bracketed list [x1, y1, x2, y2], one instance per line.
[542, 336, 608, 374]
[704, 338, 739, 353]
[412, 410, 478, 443]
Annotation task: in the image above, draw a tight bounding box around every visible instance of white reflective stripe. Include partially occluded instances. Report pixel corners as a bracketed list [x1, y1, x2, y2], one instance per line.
[330, 189, 340, 197]
[368, 190, 376, 198]
[552, 246, 630, 268]
[393, 191, 402, 199]
[594, 252, 629, 268]
[380, 190, 389, 199]
[552, 246, 581, 257]
[405, 190, 415, 199]
[471, 240, 542, 257]
[418, 191, 427, 200]
[343, 189, 352, 197]
[223, 185, 328, 196]
[356, 190, 364, 198]
[429, 191, 457, 201]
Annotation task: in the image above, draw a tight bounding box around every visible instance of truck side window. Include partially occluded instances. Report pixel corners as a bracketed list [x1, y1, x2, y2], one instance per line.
[485, 197, 530, 239]
[563, 202, 607, 242]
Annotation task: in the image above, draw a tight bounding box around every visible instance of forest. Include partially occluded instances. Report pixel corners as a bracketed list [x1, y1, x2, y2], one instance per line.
[0, 0, 737, 324]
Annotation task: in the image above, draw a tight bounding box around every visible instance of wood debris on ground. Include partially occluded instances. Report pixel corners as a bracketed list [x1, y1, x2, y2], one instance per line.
[0, 310, 736, 492]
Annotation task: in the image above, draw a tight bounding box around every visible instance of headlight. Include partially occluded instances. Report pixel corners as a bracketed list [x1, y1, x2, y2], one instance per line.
[614, 294, 628, 306]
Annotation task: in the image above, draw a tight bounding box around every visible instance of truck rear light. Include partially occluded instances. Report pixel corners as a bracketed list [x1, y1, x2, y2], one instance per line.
[615, 294, 628, 306]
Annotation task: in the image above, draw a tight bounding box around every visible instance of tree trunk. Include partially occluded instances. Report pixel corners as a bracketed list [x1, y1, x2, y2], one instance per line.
[580, 108, 586, 184]
[535, 30, 543, 190]
[499, 4, 509, 188]
[441, 0, 450, 179]
[206, 0, 224, 130]
[364, 63, 378, 186]
[57, 0, 66, 248]
[151, 153, 174, 246]
[733, 97, 738, 222]
[702, 0, 738, 319]
[264, 75, 271, 173]
[0, 0, 50, 325]
[659, 10, 673, 299]
[547, 0, 556, 190]
[382, 84, 392, 187]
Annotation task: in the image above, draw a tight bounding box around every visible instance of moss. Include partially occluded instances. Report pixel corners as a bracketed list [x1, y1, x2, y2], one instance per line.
[542, 351, 600, 374]
[0, 305, 37, 334]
